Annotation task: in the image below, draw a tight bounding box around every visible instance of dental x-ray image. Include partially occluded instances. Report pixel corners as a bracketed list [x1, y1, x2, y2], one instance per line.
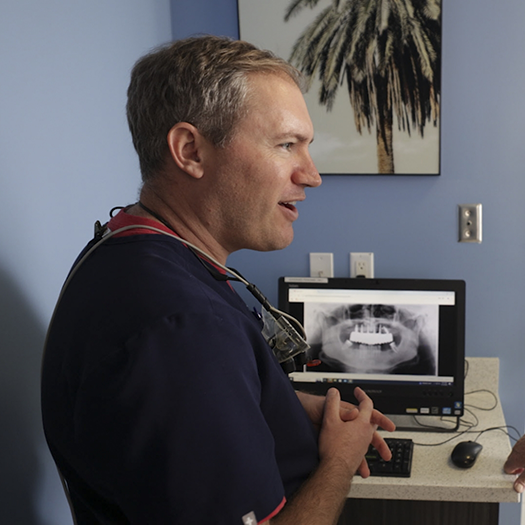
[304, 302, 438, 375]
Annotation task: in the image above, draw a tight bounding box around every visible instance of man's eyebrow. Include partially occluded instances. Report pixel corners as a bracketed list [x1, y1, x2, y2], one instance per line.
[275, 131, 314, 144]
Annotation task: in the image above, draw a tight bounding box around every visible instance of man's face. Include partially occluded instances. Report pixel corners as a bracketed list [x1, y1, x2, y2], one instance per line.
[204, 73, 321, 255]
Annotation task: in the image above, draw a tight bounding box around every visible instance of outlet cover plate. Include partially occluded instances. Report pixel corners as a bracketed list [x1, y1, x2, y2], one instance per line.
[458, 204, 482, 243]
[310, 252, 334, 278]
[350, 252, 374, 278]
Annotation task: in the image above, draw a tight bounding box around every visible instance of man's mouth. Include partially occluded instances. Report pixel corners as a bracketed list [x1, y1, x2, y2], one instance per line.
[279, 201, 297, 210]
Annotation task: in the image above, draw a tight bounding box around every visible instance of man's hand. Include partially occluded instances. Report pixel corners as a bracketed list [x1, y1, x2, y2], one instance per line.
[271, 388, 395, 525]
[296, 390, 358, 430]
[504, 435, 525, 493]
[298, 388, 395, 477]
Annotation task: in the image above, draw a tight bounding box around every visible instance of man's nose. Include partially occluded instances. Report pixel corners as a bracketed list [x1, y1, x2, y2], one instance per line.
[295, 151, 322, 188]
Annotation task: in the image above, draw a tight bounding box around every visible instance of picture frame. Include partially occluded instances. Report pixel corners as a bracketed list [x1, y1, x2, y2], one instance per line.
[238, 0, 442, 176]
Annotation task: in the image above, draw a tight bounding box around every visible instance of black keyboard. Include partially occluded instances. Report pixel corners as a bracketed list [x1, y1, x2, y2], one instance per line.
[366, 438, 414, 477]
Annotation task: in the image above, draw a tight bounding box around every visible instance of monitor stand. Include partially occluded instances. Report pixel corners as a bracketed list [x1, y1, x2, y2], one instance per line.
[388, 414, 461, 432]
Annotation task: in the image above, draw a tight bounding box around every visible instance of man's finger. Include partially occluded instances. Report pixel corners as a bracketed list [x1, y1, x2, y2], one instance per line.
[514, 471, 525, 493]
[371, 409, 396, 432]
[504, 437, 525, 473]
[370, 432, 392, 462]
[340, 406, 359, 422]
[323, 388, 342, 423]
[357, 457, 371, 479]
[353, 387, 374, 417]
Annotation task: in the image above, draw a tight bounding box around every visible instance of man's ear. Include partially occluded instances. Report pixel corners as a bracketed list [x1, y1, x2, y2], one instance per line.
[166, 123, 207, 179]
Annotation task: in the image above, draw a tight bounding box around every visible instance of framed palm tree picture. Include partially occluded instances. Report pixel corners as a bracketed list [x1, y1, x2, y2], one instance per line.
[238, 0, 442, 175]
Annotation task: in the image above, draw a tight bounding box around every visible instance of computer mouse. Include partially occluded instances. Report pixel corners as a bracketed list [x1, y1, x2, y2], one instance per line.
[451, 440, 483, 468]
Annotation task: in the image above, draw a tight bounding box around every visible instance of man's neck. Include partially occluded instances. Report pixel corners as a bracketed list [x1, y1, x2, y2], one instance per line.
[130, 185, 231, 266]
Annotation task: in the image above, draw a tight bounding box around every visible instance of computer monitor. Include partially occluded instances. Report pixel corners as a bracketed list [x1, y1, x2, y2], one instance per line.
[278, 277, 466, 423]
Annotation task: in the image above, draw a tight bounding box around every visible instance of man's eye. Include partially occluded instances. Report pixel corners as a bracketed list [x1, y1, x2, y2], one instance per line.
[281, 143, 292, 150]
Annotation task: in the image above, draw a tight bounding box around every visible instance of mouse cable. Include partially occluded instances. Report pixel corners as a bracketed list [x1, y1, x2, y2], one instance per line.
[410, 409, 476, 435]
[474, 425, 522, 444]
[411, 405, 513, 447]
[411, 427, 473, 447]
[410, 415, 471, 432]
[464, 388, 498, 411]
[412, 424, 522, 448]
[461, 406, 480, 429]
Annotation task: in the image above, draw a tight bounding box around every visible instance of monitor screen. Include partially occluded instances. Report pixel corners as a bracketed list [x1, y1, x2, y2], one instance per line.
[278, 277, 466, 418]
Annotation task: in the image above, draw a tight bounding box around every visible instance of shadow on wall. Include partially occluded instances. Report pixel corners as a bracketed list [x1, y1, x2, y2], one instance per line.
[0, 266, 45, 525]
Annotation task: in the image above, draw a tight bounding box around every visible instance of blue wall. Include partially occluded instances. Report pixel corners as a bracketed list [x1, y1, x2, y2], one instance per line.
[1, 0, 523, 523]
[1, 1, 173, 523]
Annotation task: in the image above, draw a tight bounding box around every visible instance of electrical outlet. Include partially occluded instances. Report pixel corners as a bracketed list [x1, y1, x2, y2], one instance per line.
[458, 204, 482, 243]
[350, 252, 374, 278]
[310, 252, 334, 277]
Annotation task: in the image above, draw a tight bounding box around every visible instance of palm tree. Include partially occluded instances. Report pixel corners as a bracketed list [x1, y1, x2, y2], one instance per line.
[285, 0, 441, 174]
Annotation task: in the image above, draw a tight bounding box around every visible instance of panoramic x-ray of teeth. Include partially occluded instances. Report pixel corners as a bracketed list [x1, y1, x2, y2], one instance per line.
[305, 303, 438, 375]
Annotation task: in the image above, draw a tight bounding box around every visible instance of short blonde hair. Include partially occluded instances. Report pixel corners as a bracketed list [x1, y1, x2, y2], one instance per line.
[126, 35, 304, 181]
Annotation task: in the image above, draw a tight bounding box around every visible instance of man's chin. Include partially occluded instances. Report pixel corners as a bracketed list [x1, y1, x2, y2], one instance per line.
[250, 228, 294, 253]
[264, 234, 294, 252]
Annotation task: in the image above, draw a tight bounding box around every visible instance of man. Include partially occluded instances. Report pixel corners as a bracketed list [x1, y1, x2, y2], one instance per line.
[505, 435, 525, 493]
[41, 35, 394, 524]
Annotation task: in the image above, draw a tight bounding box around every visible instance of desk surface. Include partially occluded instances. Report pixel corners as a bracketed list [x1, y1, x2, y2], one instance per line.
[349, 357, 520, 503]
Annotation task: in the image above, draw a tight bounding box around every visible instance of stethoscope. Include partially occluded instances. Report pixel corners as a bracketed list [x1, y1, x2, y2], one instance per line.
[47, 209, 311, 374]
